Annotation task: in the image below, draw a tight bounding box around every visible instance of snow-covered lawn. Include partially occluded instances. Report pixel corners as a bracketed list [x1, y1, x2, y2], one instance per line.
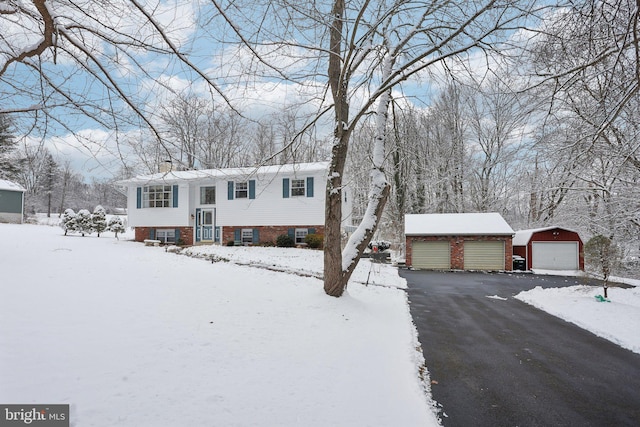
[515, 282, 640, 354]
[0, 224, 439, 426]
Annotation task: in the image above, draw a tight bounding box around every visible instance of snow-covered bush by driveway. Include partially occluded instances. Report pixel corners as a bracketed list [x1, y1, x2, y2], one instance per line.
[584, 235, 621, 297]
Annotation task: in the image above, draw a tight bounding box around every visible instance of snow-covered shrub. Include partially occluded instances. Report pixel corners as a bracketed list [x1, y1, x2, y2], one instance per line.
[107, 216, 125, 240]
[276, 234, 295, 248]
[92, 205, 108, 237]
[75, 209, 93, 237]
[60, 209, 77, 236]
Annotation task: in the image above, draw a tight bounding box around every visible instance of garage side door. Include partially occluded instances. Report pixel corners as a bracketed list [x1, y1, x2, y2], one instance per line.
[532, 242, 578, 270]
[412, 241, 450, 269]
[464, 241, 505, 270]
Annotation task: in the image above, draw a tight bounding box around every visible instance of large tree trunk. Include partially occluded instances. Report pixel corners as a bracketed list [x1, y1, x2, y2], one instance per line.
[323, 0, 349, 297]
[323, 0, 394, 296]
[324, 132, 350, 297]
[324, 60, 393, 297]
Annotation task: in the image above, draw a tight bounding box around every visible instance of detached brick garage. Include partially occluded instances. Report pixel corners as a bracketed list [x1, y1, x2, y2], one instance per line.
[405, 213, 514, 271]
[513, 227, 584, 271]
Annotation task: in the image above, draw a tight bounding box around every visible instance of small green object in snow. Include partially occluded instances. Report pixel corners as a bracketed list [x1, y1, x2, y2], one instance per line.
[595, 295, 611, 303]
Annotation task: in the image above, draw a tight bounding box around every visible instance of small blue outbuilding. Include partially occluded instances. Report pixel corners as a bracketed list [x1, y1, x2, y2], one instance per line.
[0, 179, 25, 224]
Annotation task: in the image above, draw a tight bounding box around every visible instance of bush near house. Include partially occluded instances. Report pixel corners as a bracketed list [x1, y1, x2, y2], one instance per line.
[276, 234, 295, 248]
[107, 216, 125, 239]
[305, 233, 323, 249]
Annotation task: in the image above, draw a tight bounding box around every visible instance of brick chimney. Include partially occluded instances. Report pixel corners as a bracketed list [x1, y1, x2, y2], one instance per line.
[159, 160, 173, 173]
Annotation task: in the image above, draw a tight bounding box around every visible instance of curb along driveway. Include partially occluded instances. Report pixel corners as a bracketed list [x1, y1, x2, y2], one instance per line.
[400, 270, 640, 427]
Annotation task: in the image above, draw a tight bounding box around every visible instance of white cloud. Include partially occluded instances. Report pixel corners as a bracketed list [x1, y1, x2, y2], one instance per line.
[21, 128, 142, 180]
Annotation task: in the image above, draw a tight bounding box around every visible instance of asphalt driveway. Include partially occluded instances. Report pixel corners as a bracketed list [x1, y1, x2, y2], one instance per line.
[400, 270, 640, 427]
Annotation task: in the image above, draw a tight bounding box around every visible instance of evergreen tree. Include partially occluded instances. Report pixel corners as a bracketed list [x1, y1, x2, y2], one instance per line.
[60, 209, 77, 236]
[42, 152, 58, 218]
[92, 205, 107, 237]
[108, 216, 125, 240]
[75, 209, 93, 237]
[0, 113, 21, 180]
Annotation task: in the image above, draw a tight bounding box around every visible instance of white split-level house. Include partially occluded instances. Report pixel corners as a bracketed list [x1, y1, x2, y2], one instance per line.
[117, 161, 352, 246]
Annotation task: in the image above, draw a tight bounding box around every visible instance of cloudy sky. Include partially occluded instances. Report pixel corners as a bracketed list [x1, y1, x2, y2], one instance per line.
[1, 0, 534, 180]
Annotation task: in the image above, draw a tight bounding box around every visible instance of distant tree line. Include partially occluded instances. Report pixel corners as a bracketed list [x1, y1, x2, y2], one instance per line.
[0, 113, 126, 218]
[127, 94, 331, 174]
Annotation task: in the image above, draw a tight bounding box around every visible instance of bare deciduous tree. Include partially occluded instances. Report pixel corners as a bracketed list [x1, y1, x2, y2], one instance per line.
[3, 1, 575, 296]
[0, 0, 228, 151]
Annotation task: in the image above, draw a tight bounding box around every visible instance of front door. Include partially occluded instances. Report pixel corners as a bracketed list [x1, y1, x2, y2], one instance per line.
[195, 208, 215, 242]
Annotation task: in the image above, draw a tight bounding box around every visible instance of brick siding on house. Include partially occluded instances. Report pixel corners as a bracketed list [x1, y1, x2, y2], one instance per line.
[222, 225, 324, 245]
[134, 226, 194, 245]
[134, 225, 324, 246]
[406, 235, 513, 270]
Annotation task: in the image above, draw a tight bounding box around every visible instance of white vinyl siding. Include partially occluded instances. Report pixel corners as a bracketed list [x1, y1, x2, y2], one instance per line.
[464, 241, 504, 270]
[217, 173, 326, 227]
[412, 241, 450, 269]
[532, 242, 579, 270]
[124, 163, 339, 230]
[127, 185, 189, 227]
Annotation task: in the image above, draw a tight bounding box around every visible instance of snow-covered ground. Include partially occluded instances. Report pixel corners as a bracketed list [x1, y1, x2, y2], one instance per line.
[0, 223, 439, 426]
[4, 221, 639, 426]
[515, 283, 640, 355]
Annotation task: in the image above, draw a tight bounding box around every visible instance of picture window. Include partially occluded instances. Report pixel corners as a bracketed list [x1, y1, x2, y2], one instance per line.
[143, 185, 172, 208]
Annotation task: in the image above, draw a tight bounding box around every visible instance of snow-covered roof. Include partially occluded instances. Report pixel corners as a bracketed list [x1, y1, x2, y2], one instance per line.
[116, 161, 330, 185]
[405, 213, 514, 236]
[513, 227, 580, 246]
[0, 179, 26, 192]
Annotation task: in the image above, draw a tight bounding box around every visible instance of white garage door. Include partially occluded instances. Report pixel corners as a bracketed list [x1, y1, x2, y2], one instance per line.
[532, 242, 579, 270]
[464, 241, 505, 270]
[412, 241, 450, 269]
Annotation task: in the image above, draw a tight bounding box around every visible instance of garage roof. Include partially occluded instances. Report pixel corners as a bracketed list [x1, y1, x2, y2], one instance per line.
[0, 179, 26, 192]
[405, 213, 514, 236]
[513, 227, 581, 246]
